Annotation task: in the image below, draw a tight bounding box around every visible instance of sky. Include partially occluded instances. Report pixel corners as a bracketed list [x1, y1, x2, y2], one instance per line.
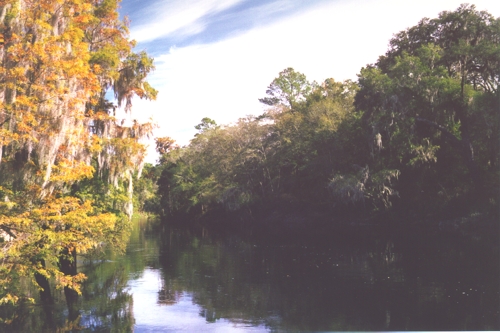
[130, 268, 269, 332]
[116, 0, 500, 163]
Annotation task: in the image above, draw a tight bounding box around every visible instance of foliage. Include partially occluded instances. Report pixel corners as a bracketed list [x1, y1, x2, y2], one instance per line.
[155, 136, 177, 156]
[259, 67, 313, 109]
[132, 163, 162, 213]
[356, 3, 499, 212]
[156, 73, 359, 216]
[0, 0, 156, 307]
[155, 4, 499, 222]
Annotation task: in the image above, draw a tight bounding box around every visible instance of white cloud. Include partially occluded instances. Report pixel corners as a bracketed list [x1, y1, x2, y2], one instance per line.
[131, 0, 243, 43]
[129, 0, 500, 163]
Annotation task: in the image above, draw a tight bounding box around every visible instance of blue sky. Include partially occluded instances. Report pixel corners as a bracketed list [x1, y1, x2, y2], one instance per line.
[117, 0, 500, 163]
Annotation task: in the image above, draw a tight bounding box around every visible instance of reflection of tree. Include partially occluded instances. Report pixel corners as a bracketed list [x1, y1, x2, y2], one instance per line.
[4, 218, 495, 331]
[0, 277, 67, 332]
[69, 217, 161, 331]
[157, 224, 499, 331]
[0, 260, 135, 332]
[157, 280, 182, 305]
[157, 227, 381, 331]
[391, 226, 500, 330]
[73, 217, 162, 331]
[77, 264, 134, 332]
[0, 218, 151, 332]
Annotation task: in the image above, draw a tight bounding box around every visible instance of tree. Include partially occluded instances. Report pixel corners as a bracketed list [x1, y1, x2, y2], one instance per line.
[0, 0, 156, 308]
[355, 4, 499, 210]
[155, 136, 177, 155]
[195, 117, 217, 134]
[259, 67, 313, 110]
[155, 76, 361, 217]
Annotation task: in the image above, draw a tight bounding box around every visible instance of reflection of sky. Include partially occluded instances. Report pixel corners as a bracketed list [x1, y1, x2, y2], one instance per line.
[118, 0, 500, 163]
[129, 268, 269, 332]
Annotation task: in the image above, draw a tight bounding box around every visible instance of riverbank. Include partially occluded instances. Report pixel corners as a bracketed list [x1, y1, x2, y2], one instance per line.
[160, 197, 499, 249]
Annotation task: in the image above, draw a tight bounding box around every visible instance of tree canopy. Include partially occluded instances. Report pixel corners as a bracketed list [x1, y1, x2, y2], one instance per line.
[356, 4, 499, 208]
[0, 0, 156, 307]
[259, 67, 313, 109]
[154, 4, 499, 223]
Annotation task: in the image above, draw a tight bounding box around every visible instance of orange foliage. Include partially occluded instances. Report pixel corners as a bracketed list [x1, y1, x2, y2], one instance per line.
[0, 0, 157, 303]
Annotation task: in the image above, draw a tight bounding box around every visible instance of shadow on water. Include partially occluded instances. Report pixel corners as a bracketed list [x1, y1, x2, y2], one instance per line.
[155, 219, 499, 331]
[0, 216, 498, 331]
[0, 259, 135, 332]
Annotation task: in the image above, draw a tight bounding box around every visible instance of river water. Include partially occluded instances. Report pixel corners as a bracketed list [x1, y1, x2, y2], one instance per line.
[2, 217, 499, 331]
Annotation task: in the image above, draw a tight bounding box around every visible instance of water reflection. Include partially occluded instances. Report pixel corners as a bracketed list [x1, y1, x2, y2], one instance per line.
[129, 268, 270, 332]
[154, 223, 499, 331]
[0, 217, 498, 331]
[77, 264, 134, 331]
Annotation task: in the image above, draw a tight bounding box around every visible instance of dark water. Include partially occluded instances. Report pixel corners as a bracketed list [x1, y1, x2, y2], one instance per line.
[1, 217, 499, 331]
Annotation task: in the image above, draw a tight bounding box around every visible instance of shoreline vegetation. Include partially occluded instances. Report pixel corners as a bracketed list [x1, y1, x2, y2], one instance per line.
[145, 4, 499, 247]
[159, 196, 499, 246]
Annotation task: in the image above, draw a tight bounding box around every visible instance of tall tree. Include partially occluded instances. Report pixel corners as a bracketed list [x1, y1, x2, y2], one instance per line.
[0, 0, 156, 307]
[355, 4, 499, 204]
[259, 67, 312, 110]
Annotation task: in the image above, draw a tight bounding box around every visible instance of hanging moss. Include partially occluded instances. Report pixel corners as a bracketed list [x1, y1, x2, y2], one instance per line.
[0, 0, 157, 306]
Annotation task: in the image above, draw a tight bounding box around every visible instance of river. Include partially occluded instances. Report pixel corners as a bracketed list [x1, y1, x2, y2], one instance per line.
[1, 216, 499, 331]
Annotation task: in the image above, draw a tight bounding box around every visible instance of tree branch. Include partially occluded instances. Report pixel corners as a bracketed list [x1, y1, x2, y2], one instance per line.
[415, 117, 462, 148]
[416, 116, 480, 184]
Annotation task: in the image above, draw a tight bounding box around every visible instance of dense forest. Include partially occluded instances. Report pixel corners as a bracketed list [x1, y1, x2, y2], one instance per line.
[147, 4, 499, 232]
[0, 0, 498, 327]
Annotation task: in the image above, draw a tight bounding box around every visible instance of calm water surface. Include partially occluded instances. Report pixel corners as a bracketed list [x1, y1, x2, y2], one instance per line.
[2, 217, 499, 331]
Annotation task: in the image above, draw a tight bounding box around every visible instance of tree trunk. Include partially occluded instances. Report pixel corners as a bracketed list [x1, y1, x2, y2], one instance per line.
[59, 248, 79, 321]
[34, 259, 53, 305]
